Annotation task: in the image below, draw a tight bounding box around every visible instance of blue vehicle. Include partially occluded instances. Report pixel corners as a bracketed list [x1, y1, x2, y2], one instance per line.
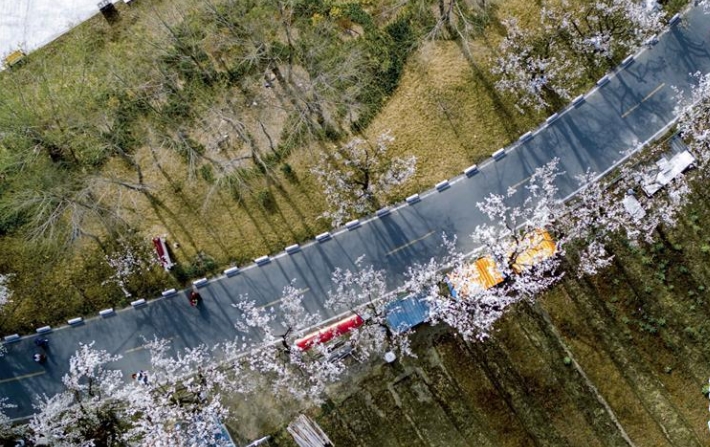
[384, 293, 431, 334]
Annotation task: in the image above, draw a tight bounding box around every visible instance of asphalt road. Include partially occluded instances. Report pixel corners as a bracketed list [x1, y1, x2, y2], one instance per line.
[2, 6, 710, 420]
[0, 0, 106, 62]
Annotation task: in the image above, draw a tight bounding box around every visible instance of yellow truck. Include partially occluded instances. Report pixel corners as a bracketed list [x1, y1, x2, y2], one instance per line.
[446, 229, 556, 299]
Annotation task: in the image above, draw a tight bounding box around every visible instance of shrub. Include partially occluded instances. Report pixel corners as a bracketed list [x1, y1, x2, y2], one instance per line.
[256, 189, 276, 212]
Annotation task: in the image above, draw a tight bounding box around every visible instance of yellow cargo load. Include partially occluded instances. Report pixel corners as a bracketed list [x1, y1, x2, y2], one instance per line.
[512, 230, 556, 274]
[447, 256, 504, 298]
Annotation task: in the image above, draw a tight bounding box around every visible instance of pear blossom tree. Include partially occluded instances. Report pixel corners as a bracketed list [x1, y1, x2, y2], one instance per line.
[0, 274, 9, 357]
[120, 338, 232, 446]
[102, 238, 157, 298]
[407, 160, 565, 340]
[0, 273, 11, 311]
[492, 17, 581, 111]
[26, 339, 235, 446]
[29, 342, 125, 446]
[0, 398, 23, 440]
[229, 282, 347, 403]
[676, 72, 710, 172]
[311, 131, 416, 227]
[325, 256, 417, 360]
[493, 0, 664, 112]
[560, 152, 692, 278]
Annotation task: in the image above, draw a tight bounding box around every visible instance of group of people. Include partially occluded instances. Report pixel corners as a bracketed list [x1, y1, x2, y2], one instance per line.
[131, 370, 149, 385]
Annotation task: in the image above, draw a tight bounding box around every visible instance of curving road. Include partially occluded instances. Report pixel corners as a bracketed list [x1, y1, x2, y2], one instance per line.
[2, 6, 710, 420]
[0, 0, 110, 64]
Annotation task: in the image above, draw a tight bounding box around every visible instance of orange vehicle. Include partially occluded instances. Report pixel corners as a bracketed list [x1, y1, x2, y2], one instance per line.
[446, 229, 556, 299]
[446, 256, 504, 299]
[294, 314, 365, 351]
[512, 230, 557, 274]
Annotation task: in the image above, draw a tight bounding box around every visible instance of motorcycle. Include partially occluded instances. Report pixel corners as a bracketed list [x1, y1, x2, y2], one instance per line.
[188, 290, 202, 307]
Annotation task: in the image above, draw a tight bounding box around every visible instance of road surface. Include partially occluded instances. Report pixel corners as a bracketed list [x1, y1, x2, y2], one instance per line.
[1, 6, 710, 420]
[0, 0, 116, 62]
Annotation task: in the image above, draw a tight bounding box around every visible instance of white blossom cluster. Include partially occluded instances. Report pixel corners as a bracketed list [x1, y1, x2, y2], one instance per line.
[676, 72, 710, 171]
[0, 273, 12, 310]
[103, 239, 156, 298]
[493, 0, 664, 111]
[28, 340, 231, 446]
[311, 131, 416, 227]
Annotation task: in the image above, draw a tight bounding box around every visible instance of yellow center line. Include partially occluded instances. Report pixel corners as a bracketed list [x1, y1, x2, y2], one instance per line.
[510, 175, 533, 191]
[0, 370, 45, 384]
[386, 231, 436, 256]
[622, 83, 665, 118]
[257, 287, 310, 309]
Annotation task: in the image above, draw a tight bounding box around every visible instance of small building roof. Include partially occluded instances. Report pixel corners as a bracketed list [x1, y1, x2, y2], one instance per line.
[622, 195, 646, 221]
[641, 149, 695, 196]
[512, 230, 557, 274]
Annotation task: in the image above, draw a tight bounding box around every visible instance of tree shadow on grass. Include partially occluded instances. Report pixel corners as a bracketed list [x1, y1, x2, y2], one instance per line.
[148, 146, 233, 259]
[454, 39, 524, 142]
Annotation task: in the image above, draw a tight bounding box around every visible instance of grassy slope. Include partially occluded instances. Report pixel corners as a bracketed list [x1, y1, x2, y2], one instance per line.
[0, 0, 549, 333]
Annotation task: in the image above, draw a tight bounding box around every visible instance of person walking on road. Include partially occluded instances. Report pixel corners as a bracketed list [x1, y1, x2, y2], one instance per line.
[189, 287, 202, 307]
[33, 353, 46, 364]
[132, 370, 149, 385]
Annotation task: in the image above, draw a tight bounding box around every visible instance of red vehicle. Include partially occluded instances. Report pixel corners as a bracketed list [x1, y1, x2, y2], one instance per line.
[152, 236, 174, 271]
[294, 314, 365, 351]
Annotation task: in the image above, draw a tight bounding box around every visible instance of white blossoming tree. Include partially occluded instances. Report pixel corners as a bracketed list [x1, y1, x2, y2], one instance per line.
[27, 339, 234, 446]
[311, 131, 416, 227]
[0, 397, 23, 441]
[676, 72, 710, 172]
[325, 256, 417, 360]
[493, 0, 664, 112]
[229, 282, 346, 403]
[103, 236, 158, 298]
[0, 274, 12, 356]
[29, 342, 125, 446]
[409, 160, 565, 340]
[120, 338, 232, 446]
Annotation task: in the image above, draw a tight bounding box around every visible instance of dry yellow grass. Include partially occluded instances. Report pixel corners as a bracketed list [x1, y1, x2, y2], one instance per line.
[96, 0, 551, 268]
[367, 40, 535, 195]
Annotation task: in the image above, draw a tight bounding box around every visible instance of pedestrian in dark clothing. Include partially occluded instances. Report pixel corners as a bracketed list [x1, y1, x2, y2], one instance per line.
[189, 290, 201, 307]
[34, 338, 49, 349]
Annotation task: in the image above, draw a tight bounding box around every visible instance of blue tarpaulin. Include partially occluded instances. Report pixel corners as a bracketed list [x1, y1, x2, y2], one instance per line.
[385, 294, 430, 334]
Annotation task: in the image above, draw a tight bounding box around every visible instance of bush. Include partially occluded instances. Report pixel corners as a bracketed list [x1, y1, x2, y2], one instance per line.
[200, 164, 215, 183]
[281, 163, 297, 182]
[256, 189, 276, 211]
